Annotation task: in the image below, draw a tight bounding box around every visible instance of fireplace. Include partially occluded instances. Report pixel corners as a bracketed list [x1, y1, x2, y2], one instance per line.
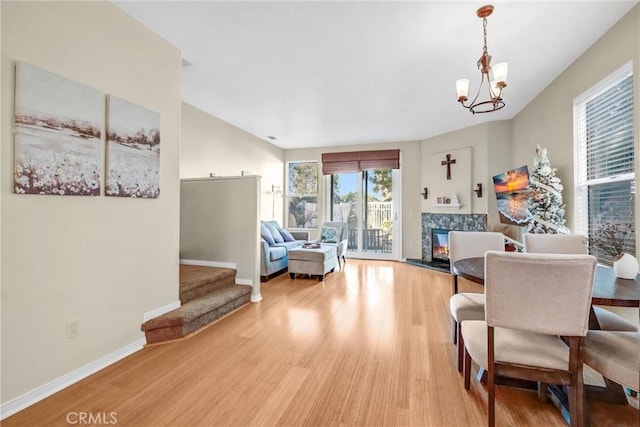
[408, 214, 487, 273]
[422, 213, 487, 261]
[431, 229, 450, 264]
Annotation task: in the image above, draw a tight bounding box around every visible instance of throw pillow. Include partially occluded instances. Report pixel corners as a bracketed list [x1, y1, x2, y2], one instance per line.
[321, 225, 341, 243]
[278, 227, 296, 242]
[261, 224, 276, 246]
[265, 223, 284, 243]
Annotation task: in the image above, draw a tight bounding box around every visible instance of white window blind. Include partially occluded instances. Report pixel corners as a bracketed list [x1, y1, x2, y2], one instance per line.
[574, 62, 635, 266]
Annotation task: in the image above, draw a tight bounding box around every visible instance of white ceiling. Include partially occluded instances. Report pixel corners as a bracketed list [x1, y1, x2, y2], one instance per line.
[115, 1, 637, 149]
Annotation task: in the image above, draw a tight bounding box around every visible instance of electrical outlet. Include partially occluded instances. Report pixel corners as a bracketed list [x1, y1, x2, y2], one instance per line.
[67, 319, 80, 339]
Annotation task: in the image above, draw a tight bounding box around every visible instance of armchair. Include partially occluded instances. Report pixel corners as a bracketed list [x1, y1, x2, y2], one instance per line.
[318, 221, 349, 269]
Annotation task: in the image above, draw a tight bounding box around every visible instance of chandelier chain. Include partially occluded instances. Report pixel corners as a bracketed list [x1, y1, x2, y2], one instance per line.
[482, 17, 488, 56]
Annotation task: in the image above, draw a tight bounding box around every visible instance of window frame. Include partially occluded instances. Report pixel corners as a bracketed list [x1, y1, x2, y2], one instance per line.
[285, 160, 319, 230]
[573, 61, 634, 264]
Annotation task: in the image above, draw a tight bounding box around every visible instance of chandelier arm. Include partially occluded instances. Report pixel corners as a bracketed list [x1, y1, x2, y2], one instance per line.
[487, 79, 498, 100]
[466, 72, 488, 108]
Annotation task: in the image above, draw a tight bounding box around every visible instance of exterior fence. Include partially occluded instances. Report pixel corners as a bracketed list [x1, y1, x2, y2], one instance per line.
[333, 201, 393, 253]
[332, 201, 392, 229]
[366, 201, 392, 229]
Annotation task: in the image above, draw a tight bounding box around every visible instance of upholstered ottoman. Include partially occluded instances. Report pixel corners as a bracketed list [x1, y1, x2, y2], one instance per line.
[288, 244, 337, 281]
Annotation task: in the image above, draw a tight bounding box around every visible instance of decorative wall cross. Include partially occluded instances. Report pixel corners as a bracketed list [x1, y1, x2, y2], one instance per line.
[441, 154, 456, 180]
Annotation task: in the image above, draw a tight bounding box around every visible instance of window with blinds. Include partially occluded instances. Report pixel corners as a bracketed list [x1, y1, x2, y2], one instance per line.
[574, 62, 635, 266]
[286, 161, 319, 229]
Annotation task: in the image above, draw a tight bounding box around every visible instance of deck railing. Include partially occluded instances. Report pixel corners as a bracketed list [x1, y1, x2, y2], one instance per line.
[333, 201, 393, 253]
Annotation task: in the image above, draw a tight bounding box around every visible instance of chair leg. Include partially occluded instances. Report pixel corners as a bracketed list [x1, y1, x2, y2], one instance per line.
[567, 384, 585, 427]
[488, 369, 495, 427]
[583, 391, 591, 427]
[457, 325, 464, 373]
[488, 327, 495, 427]
[538, 382, 548, 403]
[464, 347, 472, 389]
[567, 337, 586, 427]
[451, 274, 458, 345]
[452, 319, 458, 344]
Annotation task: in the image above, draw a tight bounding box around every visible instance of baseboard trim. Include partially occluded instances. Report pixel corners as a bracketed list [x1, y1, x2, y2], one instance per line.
[236, 278, 252, 286]
[143, 300, 181, 322]
[0, 338, 145, 420]
[180, 259, 236, 269]
[251, 293, 263, 302]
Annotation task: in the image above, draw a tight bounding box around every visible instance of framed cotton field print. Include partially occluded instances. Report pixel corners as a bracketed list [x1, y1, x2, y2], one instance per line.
[14, 62, 102, 196]
[106, 95, 160, 198]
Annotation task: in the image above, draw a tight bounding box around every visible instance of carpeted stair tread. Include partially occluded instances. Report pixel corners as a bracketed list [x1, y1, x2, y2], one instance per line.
[179, 264, 236, 295]
[142, 293, 251, 345]
[179, 265, 238, 305]
[142, 265, 252, 344]
[142, 284, 252, 332]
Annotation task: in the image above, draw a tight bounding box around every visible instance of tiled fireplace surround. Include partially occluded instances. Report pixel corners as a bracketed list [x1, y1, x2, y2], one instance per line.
[422, 213, 487, 261]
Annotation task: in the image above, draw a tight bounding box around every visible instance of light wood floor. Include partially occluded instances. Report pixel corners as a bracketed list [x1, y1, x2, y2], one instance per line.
[4, 260, 638, 426]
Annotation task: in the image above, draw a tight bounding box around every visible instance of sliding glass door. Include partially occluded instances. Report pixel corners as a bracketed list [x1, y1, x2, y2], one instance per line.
[329, 169, 399, 260]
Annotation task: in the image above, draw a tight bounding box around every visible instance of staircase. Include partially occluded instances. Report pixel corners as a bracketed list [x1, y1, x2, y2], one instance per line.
[141, 264, 252, 345]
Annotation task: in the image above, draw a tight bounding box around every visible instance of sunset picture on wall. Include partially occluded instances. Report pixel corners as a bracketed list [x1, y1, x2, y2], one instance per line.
[493, 165, 532, 225]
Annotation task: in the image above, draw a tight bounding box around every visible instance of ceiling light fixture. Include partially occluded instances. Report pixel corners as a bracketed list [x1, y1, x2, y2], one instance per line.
[456, 5, 508, 114]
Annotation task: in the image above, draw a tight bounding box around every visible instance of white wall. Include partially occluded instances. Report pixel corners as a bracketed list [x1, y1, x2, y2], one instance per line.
[512, 5, 640, 235]
[486, 120, 515, 230]
[181, 102, 284, 222]
[421, 121, 513, 230]
[512, 5, 639, 326]
[180, 177, 261, 296]
[285, 141, 423, 260]
[1, 1, 181, 405]
[424, 146, 472, 214]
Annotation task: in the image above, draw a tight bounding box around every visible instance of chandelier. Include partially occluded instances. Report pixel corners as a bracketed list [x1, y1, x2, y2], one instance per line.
[456, 5, 508, 114]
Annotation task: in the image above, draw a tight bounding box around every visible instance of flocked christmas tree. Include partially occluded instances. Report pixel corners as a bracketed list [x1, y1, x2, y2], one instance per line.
[526, 145, 569, 234]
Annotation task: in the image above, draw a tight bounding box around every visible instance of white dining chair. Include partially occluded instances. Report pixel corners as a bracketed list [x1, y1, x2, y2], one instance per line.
[449, 231, 505, 372]
[524, 233, 638, 332]
[462, 251, 597, 427]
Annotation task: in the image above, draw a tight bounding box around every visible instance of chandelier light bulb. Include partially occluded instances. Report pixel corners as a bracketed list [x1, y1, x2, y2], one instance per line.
[456, 79, 470, 101]
[492, 62, 509, 86]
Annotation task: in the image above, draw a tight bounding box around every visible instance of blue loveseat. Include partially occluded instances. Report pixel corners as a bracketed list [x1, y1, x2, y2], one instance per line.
[260, 220, 309, 281]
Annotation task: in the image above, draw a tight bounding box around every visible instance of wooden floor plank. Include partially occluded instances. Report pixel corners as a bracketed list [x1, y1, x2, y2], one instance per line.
[3, 260, 638, 426]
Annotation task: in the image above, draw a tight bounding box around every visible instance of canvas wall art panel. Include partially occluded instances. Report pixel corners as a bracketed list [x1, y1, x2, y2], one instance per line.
[106, 96, 160, 198]
[14, 62, 102, 196]
[493, 165, 533, 225]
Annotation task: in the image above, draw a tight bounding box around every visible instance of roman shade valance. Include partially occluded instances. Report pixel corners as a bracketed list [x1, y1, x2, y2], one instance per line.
[321, 149, 400, 175]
